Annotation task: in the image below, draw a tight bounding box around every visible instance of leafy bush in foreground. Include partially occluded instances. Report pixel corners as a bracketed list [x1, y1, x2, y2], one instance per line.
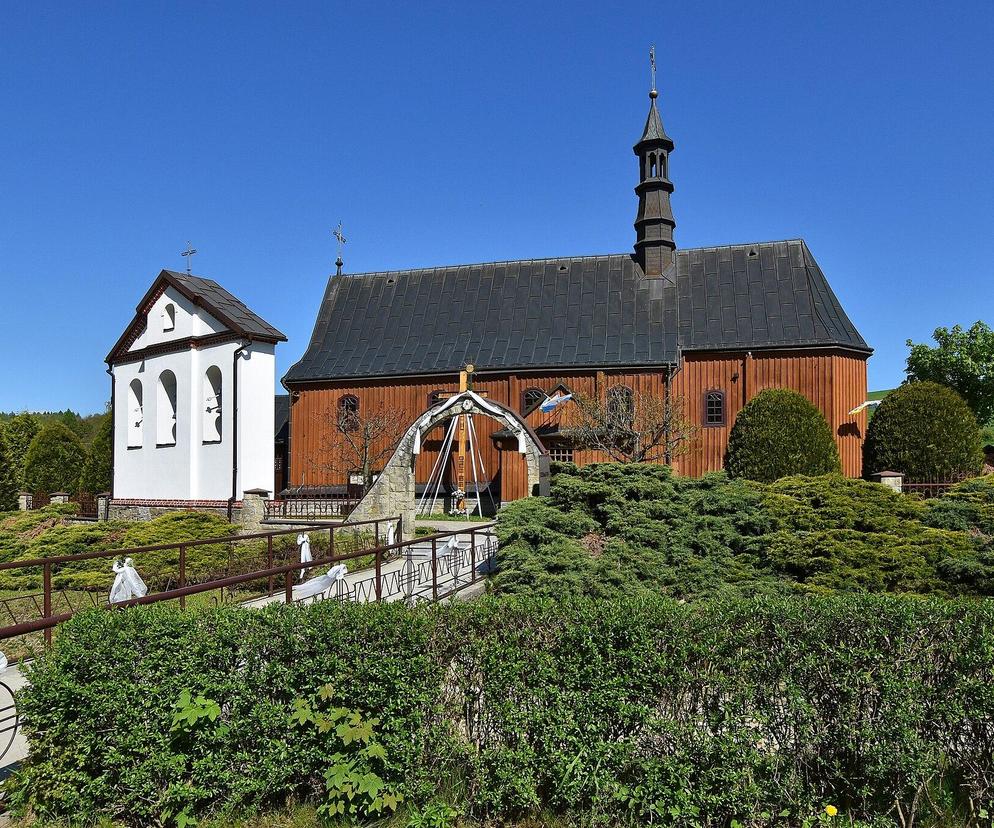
[492, 463, 994, 600]
[863, 380, 983, 479]
[725, 388, 841, 482]
[10, 595, 994, 826]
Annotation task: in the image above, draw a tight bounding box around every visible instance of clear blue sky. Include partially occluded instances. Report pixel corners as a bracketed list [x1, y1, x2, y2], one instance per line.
[2, 1, 992, 413]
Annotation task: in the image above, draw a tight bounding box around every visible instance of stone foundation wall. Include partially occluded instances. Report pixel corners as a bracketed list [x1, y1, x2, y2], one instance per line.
[108, 499, 241, 524]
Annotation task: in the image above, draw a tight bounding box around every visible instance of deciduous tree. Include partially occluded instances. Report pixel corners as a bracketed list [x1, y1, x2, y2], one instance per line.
[564, 386, 697, 463]
[317, 403, 407, 490]
[906, 321, 994, 425]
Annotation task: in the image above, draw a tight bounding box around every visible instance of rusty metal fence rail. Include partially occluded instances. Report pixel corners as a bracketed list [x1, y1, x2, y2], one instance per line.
[263, 496, 361, 521]
[0, 519, 496, 649]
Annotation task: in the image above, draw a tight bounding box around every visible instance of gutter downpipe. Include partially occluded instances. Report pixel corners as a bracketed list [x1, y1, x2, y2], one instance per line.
[229, 341, 250, 522]
[106, 365, 115, 501]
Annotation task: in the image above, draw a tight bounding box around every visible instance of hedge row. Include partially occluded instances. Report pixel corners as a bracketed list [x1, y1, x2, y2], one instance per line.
[11, 595, 994, 825]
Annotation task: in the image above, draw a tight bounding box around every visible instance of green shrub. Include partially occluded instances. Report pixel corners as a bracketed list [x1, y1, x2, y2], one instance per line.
[725, 388, 841, 482]
[492, 463, 994, 601]
[76, 412, 112, 494]
[10, 595, 994, 825]
[863, 381, 983, 479]
[22, 422, 87, 494]
[0, 509, 239, 591]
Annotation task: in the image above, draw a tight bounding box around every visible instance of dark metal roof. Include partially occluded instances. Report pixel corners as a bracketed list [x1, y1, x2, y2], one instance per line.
[164, 271, 287, 342]
[637, 96, 672, 146]
[107, 270, 286, 363]
[283, 239, 869, 384]
[275, 394, 290, 441]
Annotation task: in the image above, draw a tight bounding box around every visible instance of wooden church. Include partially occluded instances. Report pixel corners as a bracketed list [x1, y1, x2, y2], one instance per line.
[282, 75, 871, 502]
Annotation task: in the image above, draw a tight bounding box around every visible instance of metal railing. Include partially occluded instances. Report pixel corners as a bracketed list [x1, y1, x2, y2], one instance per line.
[0, 519, 496, 647]
[70, 492, 98, 519]
[264, 494, 362, 521]
[0, 518, 394, 647]
[27, 492, 50, 510]
[902, 475, 972, 499]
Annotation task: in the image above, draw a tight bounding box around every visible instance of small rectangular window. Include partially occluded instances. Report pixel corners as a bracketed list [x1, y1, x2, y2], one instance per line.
[549, 446, 574, 463]
[704, 390, 725, 427]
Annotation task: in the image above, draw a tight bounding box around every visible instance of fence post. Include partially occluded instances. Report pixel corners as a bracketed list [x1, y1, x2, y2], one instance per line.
[374, 520, 380, 547]
[375, 549, 383, 602]
[431, 536, 438, 601]
[179, 545, 187, 609]
[470, 528, 477, 584]
[397, 514, 403, 544]
[18, 493, 30, 512]
[285, 569, 293, 605]
[43, 562, 53, 645]
[870, 470, 904, 494]
[329, 526, 335, 562]
[267, 536, 274, 597]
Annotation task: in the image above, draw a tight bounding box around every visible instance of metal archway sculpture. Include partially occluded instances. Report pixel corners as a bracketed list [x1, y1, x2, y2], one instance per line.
[344, 391, 548, 538]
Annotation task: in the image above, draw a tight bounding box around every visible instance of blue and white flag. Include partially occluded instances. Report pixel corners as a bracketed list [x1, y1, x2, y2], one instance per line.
[540, 392, 573, 413]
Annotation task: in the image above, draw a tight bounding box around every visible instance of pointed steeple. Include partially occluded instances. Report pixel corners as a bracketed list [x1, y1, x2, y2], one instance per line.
[633, 47, 676, 277]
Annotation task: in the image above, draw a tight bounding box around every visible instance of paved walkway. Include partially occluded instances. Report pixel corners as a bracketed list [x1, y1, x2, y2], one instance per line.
[243, 529, 496, 608]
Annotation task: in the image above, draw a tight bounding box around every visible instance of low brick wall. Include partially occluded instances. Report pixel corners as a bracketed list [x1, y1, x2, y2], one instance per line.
[108, 499, 241, 523]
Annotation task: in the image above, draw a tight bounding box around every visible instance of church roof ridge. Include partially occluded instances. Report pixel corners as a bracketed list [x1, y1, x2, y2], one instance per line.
[333, 238, 812, 281]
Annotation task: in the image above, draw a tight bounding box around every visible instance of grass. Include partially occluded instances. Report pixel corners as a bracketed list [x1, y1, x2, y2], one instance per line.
[867, 388, 895, 401]
[416, 513, 491, 523]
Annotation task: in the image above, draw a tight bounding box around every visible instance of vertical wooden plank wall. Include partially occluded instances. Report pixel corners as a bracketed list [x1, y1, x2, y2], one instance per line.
[288, 349, 869, 499]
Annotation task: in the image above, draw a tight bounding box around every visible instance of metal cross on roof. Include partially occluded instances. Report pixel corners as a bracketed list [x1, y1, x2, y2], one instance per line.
[333, 222, 347, 256]
[181, 241, 197, 274]
[649, 44, 656, 95]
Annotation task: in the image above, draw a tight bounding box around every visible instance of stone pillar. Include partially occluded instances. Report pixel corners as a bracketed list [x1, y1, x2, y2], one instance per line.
[96, 493, 112, 521]
[18, 493, 30, 511]
[50, 492, 70, 505]
[871, 471, 904, 494]
[240, 489, 270, 533]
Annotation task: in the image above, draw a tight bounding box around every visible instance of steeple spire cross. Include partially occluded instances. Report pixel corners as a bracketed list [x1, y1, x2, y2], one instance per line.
[649, 44, 657, 98]
[333, 222, 347, 275]
[333, 222, 347, 257]
[181, 241, 197, 274]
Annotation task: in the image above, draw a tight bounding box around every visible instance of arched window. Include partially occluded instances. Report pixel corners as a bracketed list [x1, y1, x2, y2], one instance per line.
[659, 154, 667, 178]
[521, 387, 545, 415]
[156, 370, 177, 446]
[649, 155, 657, 178]
[203, 365, 222, 443]
[704, 390, 726, 427]
[127, 379, 143, 448]
[162, 303, 176, 332]
[607, 385, 635, 427]
[337, 394, 359, 432]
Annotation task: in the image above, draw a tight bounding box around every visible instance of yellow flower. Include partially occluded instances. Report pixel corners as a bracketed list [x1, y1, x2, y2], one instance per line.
[825, 805, 838, 817]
